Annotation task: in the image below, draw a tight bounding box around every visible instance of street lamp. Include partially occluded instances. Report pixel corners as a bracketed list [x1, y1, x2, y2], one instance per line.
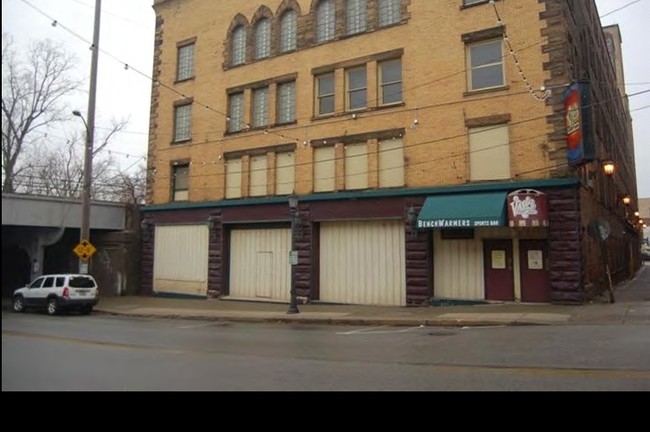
[287, 193, 300, 314]
[73, 110, 94, 274]
[72, 0, 101, 274]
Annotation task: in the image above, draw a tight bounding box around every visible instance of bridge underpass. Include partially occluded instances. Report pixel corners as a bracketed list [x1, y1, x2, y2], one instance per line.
[2, 193, 131, 298]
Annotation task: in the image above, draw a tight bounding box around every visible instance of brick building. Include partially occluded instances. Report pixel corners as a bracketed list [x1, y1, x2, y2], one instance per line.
[141, 0, 641, 306]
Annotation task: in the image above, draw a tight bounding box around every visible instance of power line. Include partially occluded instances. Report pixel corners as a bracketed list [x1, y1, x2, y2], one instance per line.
[599, 0, 644, 18]
[153, 86, 646, 188]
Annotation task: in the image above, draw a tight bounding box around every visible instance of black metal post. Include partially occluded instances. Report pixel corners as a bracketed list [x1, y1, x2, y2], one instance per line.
[287, 206, 300, 314]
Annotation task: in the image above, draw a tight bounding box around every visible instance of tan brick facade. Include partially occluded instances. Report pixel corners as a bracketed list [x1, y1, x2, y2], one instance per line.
[148, 0, 556, 205]
[143, 0, 641, 304]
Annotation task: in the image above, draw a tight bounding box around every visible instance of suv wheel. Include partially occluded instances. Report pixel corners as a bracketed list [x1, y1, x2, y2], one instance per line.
[80, 305, 93, 315]
[12, 296, 25, 313]
[47, 298, 59, 315]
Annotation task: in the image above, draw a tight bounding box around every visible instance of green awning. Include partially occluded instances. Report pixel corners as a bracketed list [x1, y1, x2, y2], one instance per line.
[417, 192, 507, 229]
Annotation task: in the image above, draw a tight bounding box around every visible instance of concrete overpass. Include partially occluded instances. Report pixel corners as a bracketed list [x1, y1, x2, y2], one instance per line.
[2, 193, 127, 295]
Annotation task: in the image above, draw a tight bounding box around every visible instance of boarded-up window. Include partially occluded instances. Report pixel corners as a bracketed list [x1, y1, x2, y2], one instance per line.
[314, 146, 335, 192]
[469, 124, 510, 181]
[345, 143, 368, 190]
[250, 155, 267, 197]
[276, 152, 295, 195]
[226, 158, 242, 198]
[378, 138, 404, 187]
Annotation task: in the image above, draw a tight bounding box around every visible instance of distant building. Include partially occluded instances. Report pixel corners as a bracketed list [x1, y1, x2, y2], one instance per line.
[141, 0, 641, 306]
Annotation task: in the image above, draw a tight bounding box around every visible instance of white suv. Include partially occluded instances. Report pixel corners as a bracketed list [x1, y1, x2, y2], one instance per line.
[12, 274, 100, 315]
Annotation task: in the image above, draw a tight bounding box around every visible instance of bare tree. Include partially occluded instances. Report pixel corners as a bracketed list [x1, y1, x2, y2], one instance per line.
[104, 164, 147, 205]
[2, 33, 82, 193]
[14, 116, 130, 199]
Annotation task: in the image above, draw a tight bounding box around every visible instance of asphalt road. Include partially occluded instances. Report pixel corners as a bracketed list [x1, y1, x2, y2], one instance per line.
[3, 310, 649, 391]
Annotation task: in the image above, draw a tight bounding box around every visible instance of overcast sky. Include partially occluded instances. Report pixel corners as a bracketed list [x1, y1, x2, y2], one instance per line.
[2, 0, 649, 197]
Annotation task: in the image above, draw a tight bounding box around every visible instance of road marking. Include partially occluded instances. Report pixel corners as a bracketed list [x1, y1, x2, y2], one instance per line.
[337, 325, 424, 335]
[178, 323, 213, 329]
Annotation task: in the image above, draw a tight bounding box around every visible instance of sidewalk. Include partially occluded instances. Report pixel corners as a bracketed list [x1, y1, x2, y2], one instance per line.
[93, 264, 650, 327]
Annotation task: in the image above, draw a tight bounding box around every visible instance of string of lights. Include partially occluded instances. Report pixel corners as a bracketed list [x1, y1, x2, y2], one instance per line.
[150, 87, 649, 180]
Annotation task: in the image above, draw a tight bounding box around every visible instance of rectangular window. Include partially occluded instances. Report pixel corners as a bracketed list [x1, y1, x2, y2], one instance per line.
[379, 59, 402, 105]
[275, 152, 295, 195]
[346, 66, 367, 111]
[314, 146, 335, 192]
[225, 158, 242, 199]
[174, 104, 191, 142]
[249, 155, 267, 197]
[378, 0, 400, 26]
[177, 43, 194, 81]
[277, 81, 296, 124]
[469, 124, 510, 180]
[346, 0, 367, 35]
[252, 87, 269, 128]
[467, 39, 504, 91]
[228, 92, 244, 133]
[315, 73, 335, 116]
[378, 138, 404, 187]
[172, 164, 189, 201]
[345, 143, 368, 190]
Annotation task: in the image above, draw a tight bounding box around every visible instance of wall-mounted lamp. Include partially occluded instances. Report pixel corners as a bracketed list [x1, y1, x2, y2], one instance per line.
[206, 215, 217, 240]
[288, 193, 301, 314]
[634, 211, 640, 217]
[622, 196, 631, 206]
[602, 160, 616, 176]
[406, 206, 418, 239]
[141, 218, 152, 242]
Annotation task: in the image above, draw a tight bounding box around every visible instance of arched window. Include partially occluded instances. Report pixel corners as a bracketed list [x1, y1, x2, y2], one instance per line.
[346, 0, 366, 35]
[378, 0, 400, 27]
[316, 0, 335, 43]
[280, 10, 298, 52]
[255, 18, 271, 59]
[232, 26, 246, 65]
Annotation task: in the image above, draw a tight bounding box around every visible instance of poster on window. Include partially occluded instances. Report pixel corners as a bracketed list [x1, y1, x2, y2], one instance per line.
[491, 250, 506, 269]
[528, 250, 543, 270]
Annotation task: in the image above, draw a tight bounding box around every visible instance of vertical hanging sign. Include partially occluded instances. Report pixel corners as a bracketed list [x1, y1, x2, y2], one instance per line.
[563, 81, 594, 167]
[564, 82, 583, 166]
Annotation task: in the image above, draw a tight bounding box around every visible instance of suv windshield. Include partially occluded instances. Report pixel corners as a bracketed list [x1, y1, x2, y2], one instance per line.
[68, 276, 96, 288]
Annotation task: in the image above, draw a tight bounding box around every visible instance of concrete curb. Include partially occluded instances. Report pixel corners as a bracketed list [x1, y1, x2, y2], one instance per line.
[93, 308, 564, 327]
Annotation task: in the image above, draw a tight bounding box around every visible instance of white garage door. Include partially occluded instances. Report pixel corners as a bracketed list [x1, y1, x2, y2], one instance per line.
[229, 228, 291, 300]
[153, 224, 209, 296]
[320, 220, 405, 306]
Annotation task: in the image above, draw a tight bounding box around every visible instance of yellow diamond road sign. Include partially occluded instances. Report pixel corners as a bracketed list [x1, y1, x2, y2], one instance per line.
[73, 240, 96, 261]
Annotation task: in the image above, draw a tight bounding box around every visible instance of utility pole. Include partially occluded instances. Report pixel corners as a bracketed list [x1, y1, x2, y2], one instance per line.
[78, 0, 102, 274]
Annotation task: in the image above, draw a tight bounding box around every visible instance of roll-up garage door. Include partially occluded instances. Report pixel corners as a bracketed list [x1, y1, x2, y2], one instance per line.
[153, 224, 209, 296]
[320, 220, 405, 306]
[229, 228, 291, 300]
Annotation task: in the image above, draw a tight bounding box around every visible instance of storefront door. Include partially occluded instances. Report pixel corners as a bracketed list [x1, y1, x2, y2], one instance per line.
[483, 239, 514, 301]
[519, 239, 550, 302]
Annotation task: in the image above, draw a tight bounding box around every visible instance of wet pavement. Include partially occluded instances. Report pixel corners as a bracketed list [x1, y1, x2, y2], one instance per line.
[4, 264, 648, 327]
[88, 263, 650, 327]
